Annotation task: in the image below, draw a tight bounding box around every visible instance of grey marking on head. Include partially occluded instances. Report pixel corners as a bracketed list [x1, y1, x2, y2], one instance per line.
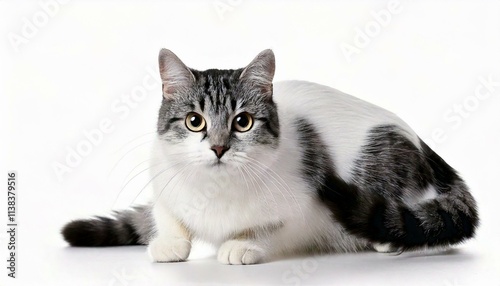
[156, 49, 280, 151]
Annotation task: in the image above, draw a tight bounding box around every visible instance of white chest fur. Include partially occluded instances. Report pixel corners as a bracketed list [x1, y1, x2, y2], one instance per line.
[151, 139, 312, 245]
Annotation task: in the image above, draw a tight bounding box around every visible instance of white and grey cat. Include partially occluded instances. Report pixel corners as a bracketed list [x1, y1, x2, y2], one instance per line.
[62, 49, 478, 264]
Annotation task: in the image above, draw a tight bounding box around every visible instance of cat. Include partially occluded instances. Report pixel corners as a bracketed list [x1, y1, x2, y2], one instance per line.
[62, 49, 479, 264]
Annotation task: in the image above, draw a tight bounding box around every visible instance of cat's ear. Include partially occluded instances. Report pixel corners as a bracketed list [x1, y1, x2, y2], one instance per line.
[158, 49, 195, 99]
[240, 49, 275, 98]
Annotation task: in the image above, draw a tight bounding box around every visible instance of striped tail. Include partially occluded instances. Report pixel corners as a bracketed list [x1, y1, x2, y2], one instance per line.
[62, 205, 155, 247]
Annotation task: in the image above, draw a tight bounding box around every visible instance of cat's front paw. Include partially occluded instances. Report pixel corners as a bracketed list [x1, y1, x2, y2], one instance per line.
[148, 236, 191, 263]
[372, 242, 399, 253]
[217, 240, 265, 265]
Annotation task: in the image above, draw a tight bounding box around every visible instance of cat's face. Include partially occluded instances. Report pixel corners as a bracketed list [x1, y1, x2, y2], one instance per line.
[156, 49, 280, 171]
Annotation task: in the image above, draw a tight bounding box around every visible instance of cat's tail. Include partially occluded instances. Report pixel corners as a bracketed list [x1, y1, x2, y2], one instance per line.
[61, 205, 155, 247]
[333, 142, 479, 250]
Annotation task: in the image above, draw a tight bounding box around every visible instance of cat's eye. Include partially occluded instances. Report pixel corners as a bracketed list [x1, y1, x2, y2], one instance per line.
[185, 112, 206, 132]
[233, 112, 253, 132]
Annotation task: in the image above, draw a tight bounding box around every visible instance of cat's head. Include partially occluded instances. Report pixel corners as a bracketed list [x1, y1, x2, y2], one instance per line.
[156, 49, 280, 171]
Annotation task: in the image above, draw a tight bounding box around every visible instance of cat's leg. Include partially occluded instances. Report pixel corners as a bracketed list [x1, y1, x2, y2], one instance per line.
[217, 225, 281, 265]
[148, 204, 192, 263]
[217, 239, 266, 265]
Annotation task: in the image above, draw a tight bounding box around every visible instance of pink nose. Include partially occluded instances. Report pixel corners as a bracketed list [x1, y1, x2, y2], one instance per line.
[211, 145, 229, 159]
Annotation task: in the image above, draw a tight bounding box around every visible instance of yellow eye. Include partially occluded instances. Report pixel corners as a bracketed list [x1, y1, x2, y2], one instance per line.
[233, 112, 253, 132]
[185, 112, 206, 132]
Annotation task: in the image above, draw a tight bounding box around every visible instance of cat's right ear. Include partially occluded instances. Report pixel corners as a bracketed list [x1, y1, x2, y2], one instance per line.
[158, 49, 195, 99]
[239, 49, 275, 98]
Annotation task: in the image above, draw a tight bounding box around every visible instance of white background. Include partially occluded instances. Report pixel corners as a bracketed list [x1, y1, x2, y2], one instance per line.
[1, 0, 500, 285]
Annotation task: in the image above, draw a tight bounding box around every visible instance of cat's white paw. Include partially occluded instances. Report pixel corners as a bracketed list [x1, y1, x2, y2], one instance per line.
[148, 236, 191, 262]
[217, 240, 265, 265]
[372, 242, 397, 253]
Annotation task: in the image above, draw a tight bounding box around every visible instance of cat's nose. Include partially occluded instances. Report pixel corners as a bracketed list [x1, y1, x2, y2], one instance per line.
[211, 145, 229, 159]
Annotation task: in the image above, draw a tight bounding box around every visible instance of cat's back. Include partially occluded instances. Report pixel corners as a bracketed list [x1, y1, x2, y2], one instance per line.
[273, 80, 420, 180]
[273, 80, 408, 126]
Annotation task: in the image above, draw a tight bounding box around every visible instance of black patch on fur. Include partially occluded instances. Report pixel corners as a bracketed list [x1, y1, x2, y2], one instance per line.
[221, 92, 227, 106]
[215, 94, 221, 113]
[161, 117, 182, 134]
[295, 117, 363, 235]
[204, 78, 211, 95]
[207, 92, 214, 106]
[222, 77, 230, 90]
[352, 125, 433, 196]
[435, 210, 459, 242]
[230, 98, 237, 111]
[420, 140, 459, 194]
[199, 97, 205, 112]
[168, 117, 182, 123]
[366, 200, 391, 241]
[256, 118, 279, 138]
[296, 121, 478, 250]
[400, 208, 426, 245]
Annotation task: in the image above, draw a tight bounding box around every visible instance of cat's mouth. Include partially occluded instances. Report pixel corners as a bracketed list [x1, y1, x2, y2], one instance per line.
[209, 159, 225, 167]
[208, 155, 238, 168]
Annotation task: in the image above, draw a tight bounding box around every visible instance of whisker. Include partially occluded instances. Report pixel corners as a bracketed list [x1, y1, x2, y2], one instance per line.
[243, 156, 306, 223]
[166, 164, 200, 215]
[151, 161, 199, 207]
[107, 139, 155, 177]
[119, 158, 152, 183]
[241, 161, 279, 212]
[117, 151, 199, 189]
[112, 160, 189, 208]
[112, 131, 157, 156]
[237, 165, 251, 194]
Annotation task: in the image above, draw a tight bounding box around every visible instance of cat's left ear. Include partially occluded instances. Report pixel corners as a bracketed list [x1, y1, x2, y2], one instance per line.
[158, 49, 195, 99]
[240, 49, 275, 98]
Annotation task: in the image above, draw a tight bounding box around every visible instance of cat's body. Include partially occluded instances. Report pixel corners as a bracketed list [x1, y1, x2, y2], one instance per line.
[62, 50, 478, 264]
